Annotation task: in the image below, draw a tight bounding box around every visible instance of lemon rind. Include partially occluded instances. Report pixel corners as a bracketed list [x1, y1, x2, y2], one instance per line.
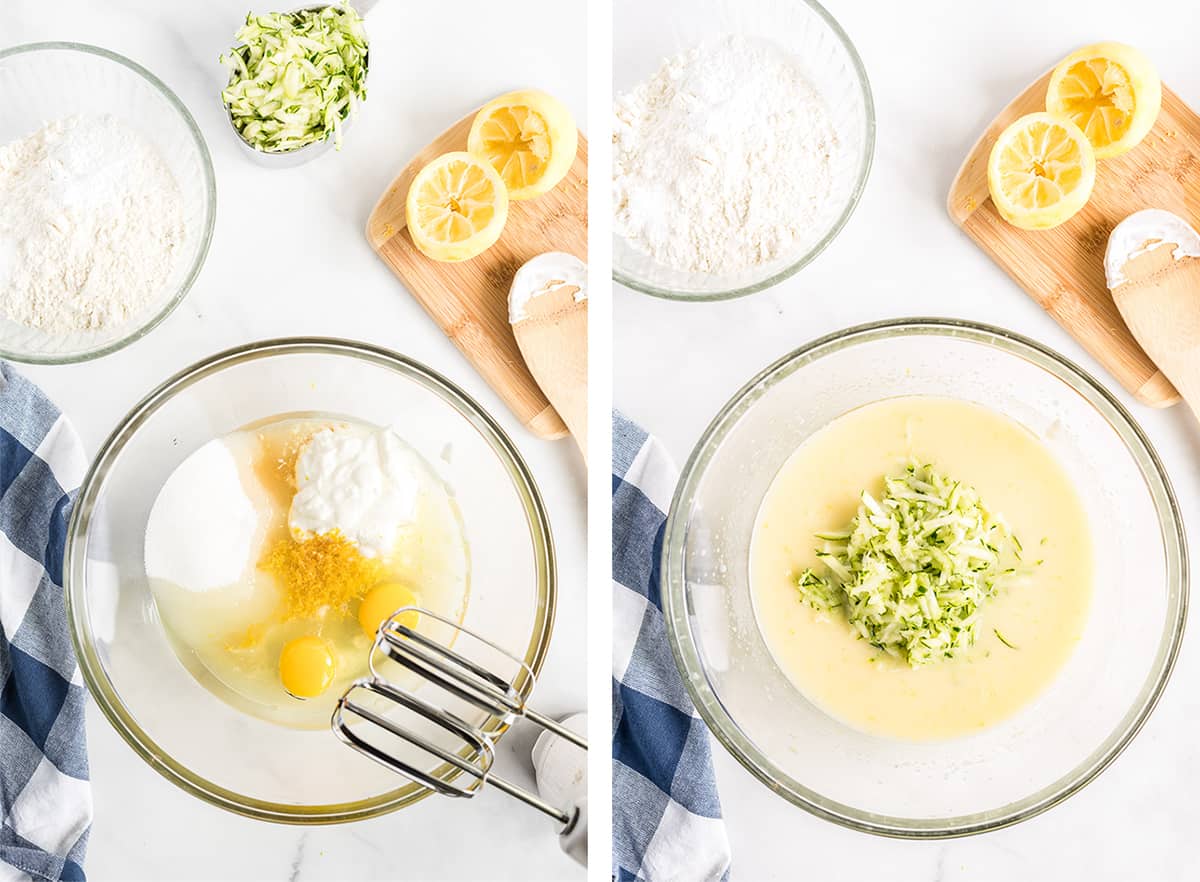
[405, 151, 510, 262]
[1046, 42, 1161, 160]
[467, 89, 578, 201]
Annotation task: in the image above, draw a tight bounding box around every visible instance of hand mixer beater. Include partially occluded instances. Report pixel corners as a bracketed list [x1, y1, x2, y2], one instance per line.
[332, 608, 588, 865]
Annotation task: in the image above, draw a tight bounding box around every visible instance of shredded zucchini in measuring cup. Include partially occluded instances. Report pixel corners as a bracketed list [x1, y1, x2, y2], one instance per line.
[220, 3, 368, 153]
[795, 462, 1026, 667]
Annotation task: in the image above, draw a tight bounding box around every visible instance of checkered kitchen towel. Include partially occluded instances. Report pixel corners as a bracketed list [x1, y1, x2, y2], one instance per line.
[0, 364, 91, 882]
[612, 412, 730, 882]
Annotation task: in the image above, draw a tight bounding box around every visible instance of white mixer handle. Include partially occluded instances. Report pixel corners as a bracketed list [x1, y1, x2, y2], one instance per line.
[532, 712, 589, 867]
[559, 801, 588, 866]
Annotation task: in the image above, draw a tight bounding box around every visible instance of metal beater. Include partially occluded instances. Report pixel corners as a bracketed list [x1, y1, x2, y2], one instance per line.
[332, 609, 588, 864]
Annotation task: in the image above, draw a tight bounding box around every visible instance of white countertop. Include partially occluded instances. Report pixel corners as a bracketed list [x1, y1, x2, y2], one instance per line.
[616, 1, 1200, 879]
[6, 0, 587, 879]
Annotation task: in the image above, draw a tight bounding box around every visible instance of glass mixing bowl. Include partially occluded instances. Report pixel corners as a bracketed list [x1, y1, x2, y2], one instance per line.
[66, 339, 555, 823]
[612, 0, 874, 300]
[0, 43, 215, 363]
[663, 319, 1187, 836]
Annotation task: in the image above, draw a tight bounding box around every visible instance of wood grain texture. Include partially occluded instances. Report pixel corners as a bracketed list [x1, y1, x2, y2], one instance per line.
[513, 287, 588, 462]
[947, 69, 1199, 408]
[367, 112, 588, 438]
[1112, 243, 1200, 418]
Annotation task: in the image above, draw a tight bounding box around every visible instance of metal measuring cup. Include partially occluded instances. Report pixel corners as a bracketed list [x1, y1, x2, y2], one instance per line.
[222, 0, 382, 167]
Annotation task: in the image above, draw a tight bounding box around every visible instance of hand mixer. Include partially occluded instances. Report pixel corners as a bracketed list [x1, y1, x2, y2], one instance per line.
[332, 609, 588, 865]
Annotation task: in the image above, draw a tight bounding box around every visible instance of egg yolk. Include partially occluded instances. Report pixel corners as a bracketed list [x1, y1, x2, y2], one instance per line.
[279, 635, 336, 698]
[358, 581, 420, 639]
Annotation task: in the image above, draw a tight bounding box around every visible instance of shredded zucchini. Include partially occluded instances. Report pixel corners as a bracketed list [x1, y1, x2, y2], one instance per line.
[794, 461, 1026, 667]
[220, 3, 368, 153]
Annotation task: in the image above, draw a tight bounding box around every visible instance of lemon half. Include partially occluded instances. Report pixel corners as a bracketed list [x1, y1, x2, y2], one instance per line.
[988, 112, 1096, 230]
[468, 89, 577, 201]
[1046, 42, 1161, 159]
[406, 151, 509, 262]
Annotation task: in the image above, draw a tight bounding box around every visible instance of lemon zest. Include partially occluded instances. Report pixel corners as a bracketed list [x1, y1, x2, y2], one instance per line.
[259, 529, 383, 620]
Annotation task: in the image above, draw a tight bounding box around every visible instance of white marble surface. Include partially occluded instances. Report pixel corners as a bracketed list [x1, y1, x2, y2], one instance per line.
[616, 1, 1200, 879]
[5, 0, 586, 879]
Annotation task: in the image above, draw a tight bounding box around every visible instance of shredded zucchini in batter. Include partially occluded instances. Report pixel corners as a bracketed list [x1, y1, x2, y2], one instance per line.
[794, 461, 1027, 667]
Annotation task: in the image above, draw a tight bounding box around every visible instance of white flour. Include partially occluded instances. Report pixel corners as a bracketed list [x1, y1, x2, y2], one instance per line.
[0, 115, 185, 334]
[613, 35, 838, 274]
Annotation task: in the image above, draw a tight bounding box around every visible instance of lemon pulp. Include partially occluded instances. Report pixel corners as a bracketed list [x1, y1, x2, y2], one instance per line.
[468, 89, 577, 201]
[1046, 42, 1160, 159]
[987, 112, 1096, 230]
[406, 151, 509, 262]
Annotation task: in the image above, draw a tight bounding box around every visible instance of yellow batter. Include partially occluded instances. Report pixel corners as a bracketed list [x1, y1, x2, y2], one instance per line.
[750, 397, 1093, 740]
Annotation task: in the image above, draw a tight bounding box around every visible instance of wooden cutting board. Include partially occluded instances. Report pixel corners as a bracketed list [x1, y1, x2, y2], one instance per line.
[367, 111, 588, 438]
[947, 67, 1200, 408]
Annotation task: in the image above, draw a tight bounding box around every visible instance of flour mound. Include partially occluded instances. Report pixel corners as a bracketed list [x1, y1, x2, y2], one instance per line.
[613, 35, 838, 275]
[0, 115, 186, 334]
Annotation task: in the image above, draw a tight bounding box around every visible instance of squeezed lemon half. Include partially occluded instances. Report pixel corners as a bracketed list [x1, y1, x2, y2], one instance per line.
[406, 151, 509, 262]
[988, 112, 1096, 230]
[1046, 42, 1161, 159]
[468, 89, 577, 201]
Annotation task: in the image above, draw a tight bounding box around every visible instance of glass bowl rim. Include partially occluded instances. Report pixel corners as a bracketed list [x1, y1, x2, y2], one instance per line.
[65, 337, 557, 824]
[611, 0, 877, 301]
[0, 41, 217, 364]
[662, 317, 1189, 837]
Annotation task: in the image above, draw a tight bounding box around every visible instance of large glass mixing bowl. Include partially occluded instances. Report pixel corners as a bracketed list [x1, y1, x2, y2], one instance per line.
[663, 319, 1187, 836]
[66, 339, 555, 823]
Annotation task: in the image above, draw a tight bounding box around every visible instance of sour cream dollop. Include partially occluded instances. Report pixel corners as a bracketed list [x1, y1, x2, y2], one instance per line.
[508, 251, 587, 323]
[1105, 208, 1200, 288]
[289, 426, 419, 557]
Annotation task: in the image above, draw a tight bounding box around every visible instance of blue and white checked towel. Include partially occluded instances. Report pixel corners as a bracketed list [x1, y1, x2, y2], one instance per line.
[612, 412, 731, 882]
[0, 364, 91, 882]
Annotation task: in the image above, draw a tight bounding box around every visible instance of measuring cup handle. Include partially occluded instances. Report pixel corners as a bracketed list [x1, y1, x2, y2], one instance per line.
[559, 800, 587, 867]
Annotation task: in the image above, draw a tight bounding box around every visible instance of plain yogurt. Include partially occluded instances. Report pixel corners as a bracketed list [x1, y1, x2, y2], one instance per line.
[289, 425, 420, 557]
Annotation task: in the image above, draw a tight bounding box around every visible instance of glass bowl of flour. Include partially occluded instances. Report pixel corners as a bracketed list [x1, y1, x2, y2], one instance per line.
[0, 43, 215, 362]
[612, 0, 874, 300]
